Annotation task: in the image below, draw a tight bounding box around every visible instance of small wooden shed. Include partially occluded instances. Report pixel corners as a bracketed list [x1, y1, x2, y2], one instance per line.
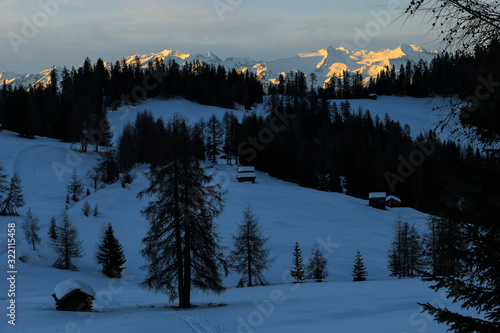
[52, 279, 95, 312]
[237, 166, 256, 183]
[368, 93, 378, 100]
[386, 195, 401, 208]
[369, 192, 386, 210]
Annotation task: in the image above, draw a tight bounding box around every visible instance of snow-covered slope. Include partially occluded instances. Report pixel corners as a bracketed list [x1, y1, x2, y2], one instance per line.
[0, 98, 458, 332]
[1, 43, 438, 89]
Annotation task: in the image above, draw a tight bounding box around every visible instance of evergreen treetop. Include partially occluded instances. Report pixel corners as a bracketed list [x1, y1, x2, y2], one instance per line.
[1, 173, 25, 216]
[352, 250, 368, 282]
[229, 205, 274, 287]
[96, 223, 126, 278]
[291, 242, 305, 283]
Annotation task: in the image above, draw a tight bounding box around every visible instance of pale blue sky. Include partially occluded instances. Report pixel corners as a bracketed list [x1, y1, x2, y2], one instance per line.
[0, 0, 437, 73]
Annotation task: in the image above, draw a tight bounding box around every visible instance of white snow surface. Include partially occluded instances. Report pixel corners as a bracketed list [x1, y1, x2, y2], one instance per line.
[369, 192, 386, 199]
[237, 166, 255, 173]
[0, 97, 462, 332]
[54, 279, 96, 299]
[387, 195, 402, 203]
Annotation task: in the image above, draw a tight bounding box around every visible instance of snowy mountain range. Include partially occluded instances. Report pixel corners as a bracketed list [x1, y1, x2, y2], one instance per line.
[1, 43, 438, 89]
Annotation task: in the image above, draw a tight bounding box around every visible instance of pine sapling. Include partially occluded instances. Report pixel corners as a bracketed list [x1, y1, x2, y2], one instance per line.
[306, 245, 328, 282]
[82, 201, 91, 217]
[291, 242, 305, 283]
[352, 250, 368, 281]
[48, 216, 57, 240]
[21, 208, 41, 250]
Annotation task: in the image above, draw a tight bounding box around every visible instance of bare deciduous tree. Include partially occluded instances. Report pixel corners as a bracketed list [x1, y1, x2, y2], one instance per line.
[404, 0, 500, 51]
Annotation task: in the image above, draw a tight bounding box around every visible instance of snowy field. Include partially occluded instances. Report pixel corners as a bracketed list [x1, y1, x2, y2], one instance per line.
[0, 97, 459, 332]
[107, 96, 458, 142]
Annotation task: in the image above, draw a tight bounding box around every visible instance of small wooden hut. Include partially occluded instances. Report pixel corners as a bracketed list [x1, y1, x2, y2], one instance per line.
[237, 166, 256, 183]
[386, 195, 401, 208]
[369, 192, 386, 210]
[53, 279, 95, 312]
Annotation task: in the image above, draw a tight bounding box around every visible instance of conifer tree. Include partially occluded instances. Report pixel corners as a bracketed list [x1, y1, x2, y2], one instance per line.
[423, 216, 464, 277]
[21, 208, 41, 250]
[93, 204, 99, 217]
[99, 116, 113, 149]
[290, 242, 305, 283]
[306, 245, 328, 282]
[229, 205, 274, 287]
[388, 217, 423, 278]
[48, 216, 57, 240]
[0, 162, 7, 201]
[82, 201, 91, 217]
[205, 114, 223, 163]
[98, 150, 120, 185]
[139, 115, 226, 308]
[1, 173, 25, 216]
[222, 111, 239, 165]
[67, 170, 84, 202]
[51, 212, 83, 270]
[388, 248, 400, 278]
[96, 223, 126, 278]
[87, 166, 101, 192]
[352, 250, 368, 281]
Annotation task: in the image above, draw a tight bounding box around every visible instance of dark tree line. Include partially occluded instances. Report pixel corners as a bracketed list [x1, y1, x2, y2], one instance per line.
[114, 96, 475, 215]
[0, 57, 263, 143]
[249, 88, 475, 214]
[268, 70, 369, 100]
[367, 42, 500, 98]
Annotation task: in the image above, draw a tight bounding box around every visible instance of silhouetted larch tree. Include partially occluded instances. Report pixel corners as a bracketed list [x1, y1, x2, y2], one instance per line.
[229, 205, 274, 287]
[51, 212, 83, 270]
[67, 170, 84, 202]
[21, 208, 41, 250]
[139, 115, 227, 308]
[306, 245, 328, 282]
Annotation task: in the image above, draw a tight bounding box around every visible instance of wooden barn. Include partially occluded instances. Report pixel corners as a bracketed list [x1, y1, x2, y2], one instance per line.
[386, 195, 401, 208]
[369, 192, 386, 210]
[237, 166, 256, 183]
[52, 279, 95, 312]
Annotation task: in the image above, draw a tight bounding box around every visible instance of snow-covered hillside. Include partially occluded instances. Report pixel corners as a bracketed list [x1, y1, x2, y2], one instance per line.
[1, 43, 438, 89]
[0, 97, 459, 332]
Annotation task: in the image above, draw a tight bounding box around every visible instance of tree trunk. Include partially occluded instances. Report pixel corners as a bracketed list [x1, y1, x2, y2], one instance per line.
[247, 227, 252, 287]
[181, 217, 192, 308]
[173, 160, 185, 307]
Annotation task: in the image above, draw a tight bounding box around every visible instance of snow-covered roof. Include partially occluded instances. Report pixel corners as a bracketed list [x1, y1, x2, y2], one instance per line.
[237, 172, 256, 178]
[386, 195, 401, 203]
[237, 166, 255, 173]
[369, 192, 386, 199]
[54, 279, 96, 299]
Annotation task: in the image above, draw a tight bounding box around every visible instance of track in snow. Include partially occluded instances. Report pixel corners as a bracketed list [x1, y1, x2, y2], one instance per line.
[175, 313, 223, 333]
